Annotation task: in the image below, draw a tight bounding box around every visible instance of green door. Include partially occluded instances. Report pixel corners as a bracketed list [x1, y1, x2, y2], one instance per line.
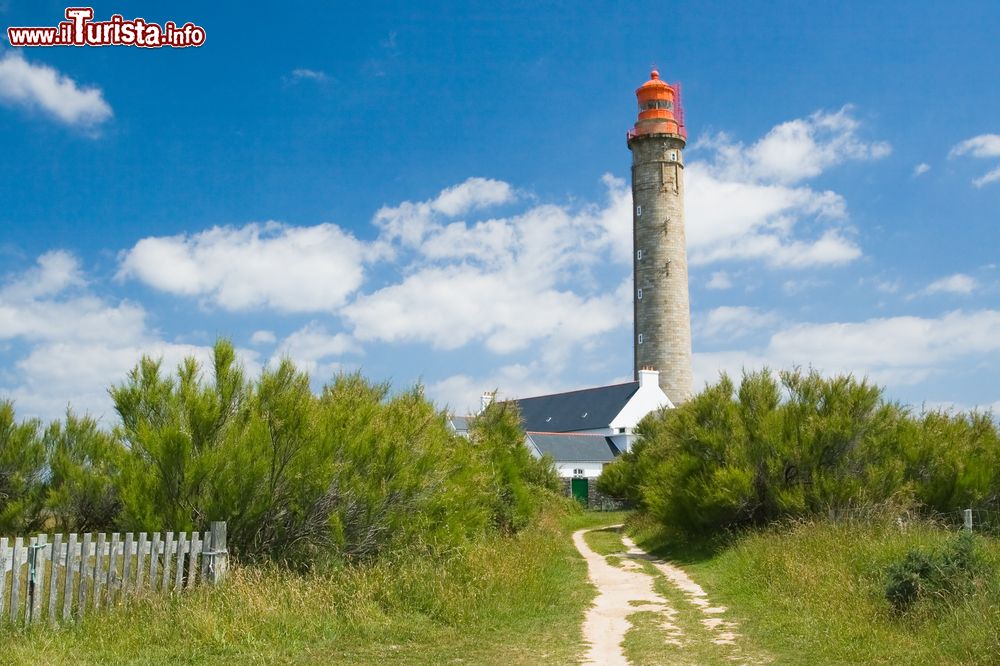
[571, 477, 589, 506]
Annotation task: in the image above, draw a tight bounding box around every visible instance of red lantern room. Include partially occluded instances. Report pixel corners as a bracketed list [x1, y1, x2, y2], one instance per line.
[627, 70, 687, 144]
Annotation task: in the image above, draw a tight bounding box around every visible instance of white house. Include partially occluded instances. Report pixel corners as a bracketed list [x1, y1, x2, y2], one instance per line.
[449, 368, 672, 497]
[512, 368, 671, 474]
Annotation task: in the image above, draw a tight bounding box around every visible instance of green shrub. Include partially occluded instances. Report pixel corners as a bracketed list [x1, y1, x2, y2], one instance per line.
[885, 531, 983, 613]
[0, 401, 47, 534]
[107, 340, 556, 566]
[600, 368, 1000, 537]
[43, 410, 123, 532]
[468, 400, 560, 533]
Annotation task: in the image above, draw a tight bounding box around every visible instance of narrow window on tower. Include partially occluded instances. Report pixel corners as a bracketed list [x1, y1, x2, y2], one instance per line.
[637, 333, 644, 344]
[636, 249, 642, 260]
[635, 205, 641, 217]
[637, 288, 643, 300]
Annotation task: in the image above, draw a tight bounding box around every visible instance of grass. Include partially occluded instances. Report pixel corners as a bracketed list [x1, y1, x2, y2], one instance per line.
[0, 507, 623, 664]
[631, 514, 1000, 665]
[582, 525, 626, 556]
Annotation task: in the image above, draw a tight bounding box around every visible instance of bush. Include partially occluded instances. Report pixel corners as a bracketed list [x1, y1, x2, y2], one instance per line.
[108, 340, 555, 566]
[600, 368, 1000, 537]
[43, 411, 123, 532]
[468, 400, 560, 533]
[0, 401, 47, 534]
[885, 531, 983, 613]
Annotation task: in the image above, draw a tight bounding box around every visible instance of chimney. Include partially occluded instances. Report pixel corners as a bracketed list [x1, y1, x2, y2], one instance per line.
[480, 391, 495, 413]
[638, 366, 659, 389]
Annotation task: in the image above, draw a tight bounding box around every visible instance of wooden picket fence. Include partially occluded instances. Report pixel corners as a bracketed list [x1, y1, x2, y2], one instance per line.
[0, 522, 228, 626]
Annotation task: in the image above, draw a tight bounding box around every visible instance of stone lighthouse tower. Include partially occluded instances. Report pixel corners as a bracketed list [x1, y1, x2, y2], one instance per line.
[628, 70, 693, 404]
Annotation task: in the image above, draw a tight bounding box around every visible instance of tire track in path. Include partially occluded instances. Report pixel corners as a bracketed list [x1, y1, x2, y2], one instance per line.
[574, 526, 760, 665]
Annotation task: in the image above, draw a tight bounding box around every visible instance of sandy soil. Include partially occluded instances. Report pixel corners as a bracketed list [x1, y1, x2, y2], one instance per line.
[573, 526, 746, 664]
[572, 527, 676, 665]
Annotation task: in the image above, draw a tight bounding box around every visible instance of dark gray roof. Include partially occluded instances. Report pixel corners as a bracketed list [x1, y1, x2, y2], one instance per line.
[512, 382, 639, 433]
[448, 415, 470, 432]
[525, 432, 621, 462]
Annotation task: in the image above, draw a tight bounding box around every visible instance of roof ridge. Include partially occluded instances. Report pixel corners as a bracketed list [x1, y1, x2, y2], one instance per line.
[526, 431, 611, 437]
[513, 380, 639, 402]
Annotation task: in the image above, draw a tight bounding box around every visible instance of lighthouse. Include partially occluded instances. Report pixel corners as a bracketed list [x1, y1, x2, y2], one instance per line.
[628, 70, 693, 404]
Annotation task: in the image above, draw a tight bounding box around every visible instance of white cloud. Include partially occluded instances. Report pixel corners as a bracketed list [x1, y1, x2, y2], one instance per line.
[683, 107, 885, 270]
[118, 222, 366, 312]
[706, 271, 733, 290]
[250, 330, 277, 345]
[972, 166, 1000, 188]
[782, 277, 829, 295]
[950, 134, 1000, 187]
[684, 164, 862, 267]
[870, 277, 902, 294]
[2, 249, 84, 300]
[694, 310, 1000, 389]
[913, 163, 931, 177]
[269, 322, 358, 378]
[923, 273, 978, 296]
[694, 306, 779, 342]
[0, 51, 111, 128]
[0, 252, 145, 345]
[426, 361, 616, 416]
[949, 134, 1000, 159]
[345, 178, 629, 357]
[288, 68, 328, 82]
[0, 251, 259, 422]
[7, 340, 247, 423]
[432, 178, 515, 217]
[345, 267, 626, 354]
[373, 177, 515, 247]
[697, 106, 891, 186]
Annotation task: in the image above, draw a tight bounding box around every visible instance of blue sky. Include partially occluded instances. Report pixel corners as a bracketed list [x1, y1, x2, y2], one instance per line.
[1, 1, 998, 422]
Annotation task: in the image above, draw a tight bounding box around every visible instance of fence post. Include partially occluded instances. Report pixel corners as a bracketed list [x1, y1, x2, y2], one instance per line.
[62, 533, 76, 622]
[47, 534, 62, 625]
[963, 508, 973, 532]
[174, 532, 187, 592]
[28, 534, 47, 623]
[76, 533, 91, 620]
[0, 537, 7, 620]
[93, 533, 106, 609]
[209, 521, 228, 585]
[10, 536, 22, 623]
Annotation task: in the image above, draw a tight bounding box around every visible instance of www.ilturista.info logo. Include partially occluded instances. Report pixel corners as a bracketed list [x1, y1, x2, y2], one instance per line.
[7, 7, 206, 48]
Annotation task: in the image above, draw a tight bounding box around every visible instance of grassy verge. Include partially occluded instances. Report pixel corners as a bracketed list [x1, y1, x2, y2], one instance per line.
[583, 525, 626, 556]
[0, 507, 623, 665]
[631, 515, 1000, 665]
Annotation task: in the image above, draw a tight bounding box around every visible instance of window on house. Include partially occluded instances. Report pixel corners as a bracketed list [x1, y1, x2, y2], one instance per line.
[618, 427, 626, 434]
[573, 468, 585, 477]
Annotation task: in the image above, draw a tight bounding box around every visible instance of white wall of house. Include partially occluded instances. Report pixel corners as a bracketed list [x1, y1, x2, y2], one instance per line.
[526, 442, 608, 479]
[608, 369, 672, 451]
[553, 461, 607, 479]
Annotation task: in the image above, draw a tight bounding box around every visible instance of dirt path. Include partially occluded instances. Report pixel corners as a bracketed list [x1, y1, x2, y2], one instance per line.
[573, 526, 754, 665]
[572, 528, 676, 665]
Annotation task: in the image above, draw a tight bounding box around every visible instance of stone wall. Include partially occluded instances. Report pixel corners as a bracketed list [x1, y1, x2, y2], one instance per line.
[561, 477, 631, 511]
